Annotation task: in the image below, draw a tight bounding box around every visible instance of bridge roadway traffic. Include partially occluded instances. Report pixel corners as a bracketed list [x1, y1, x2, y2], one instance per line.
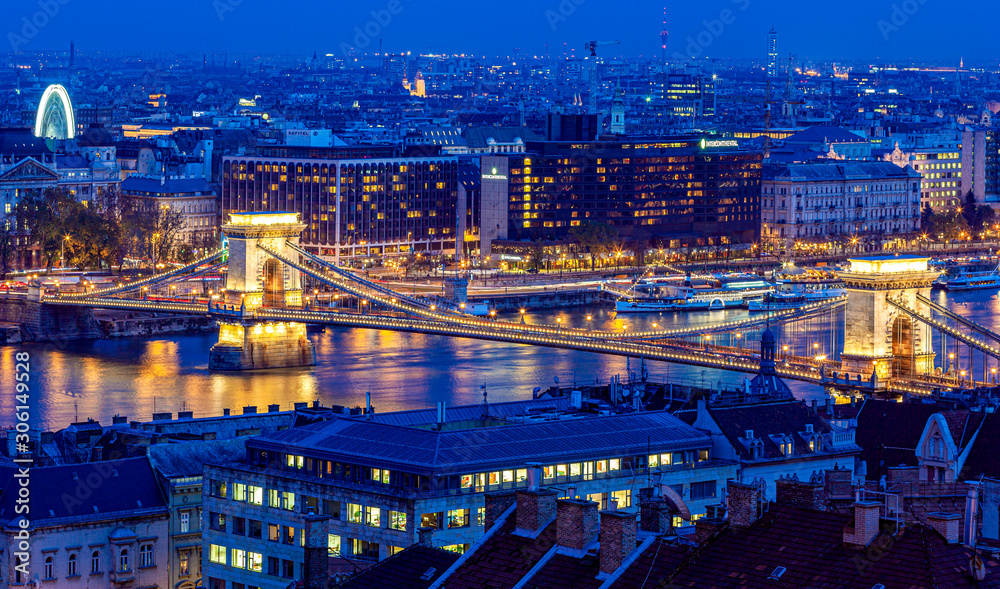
[37, 292, 932, 395]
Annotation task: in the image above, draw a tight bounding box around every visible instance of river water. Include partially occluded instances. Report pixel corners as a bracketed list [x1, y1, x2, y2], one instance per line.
[3, 289, 998, 429]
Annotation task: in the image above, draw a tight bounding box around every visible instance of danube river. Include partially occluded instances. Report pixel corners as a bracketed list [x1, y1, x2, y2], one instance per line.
[2, 289, 998, 429]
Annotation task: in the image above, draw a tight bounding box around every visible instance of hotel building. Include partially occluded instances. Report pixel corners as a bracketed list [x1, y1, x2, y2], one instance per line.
[221, 153, 459, 262]
[481, 137, 762, 256]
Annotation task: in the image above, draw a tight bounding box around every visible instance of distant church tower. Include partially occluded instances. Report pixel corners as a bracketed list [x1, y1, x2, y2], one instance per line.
[610, 82, 626, 135]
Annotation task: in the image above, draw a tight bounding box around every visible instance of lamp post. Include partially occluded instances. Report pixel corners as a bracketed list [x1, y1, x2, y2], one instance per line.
[61, 235, 70, 270]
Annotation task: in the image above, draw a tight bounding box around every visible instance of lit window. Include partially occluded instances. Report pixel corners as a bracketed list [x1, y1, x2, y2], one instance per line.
[389, 511, 407, 531]
[366, 507, 381, 527]
[347, 503, 363, 524]
[231, 548, 246, 569]
[209, 545, 226, 565]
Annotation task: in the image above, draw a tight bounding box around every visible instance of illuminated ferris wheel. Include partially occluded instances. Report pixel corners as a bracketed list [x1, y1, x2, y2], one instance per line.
[34, 84, 76, 140]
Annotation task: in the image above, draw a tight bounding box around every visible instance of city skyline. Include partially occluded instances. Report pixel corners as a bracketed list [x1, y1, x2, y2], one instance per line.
[4, 0, 998, 63]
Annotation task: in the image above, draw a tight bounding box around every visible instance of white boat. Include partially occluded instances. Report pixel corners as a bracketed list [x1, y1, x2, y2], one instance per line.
[936, 261, 1000, 291]
[615, 285, 773, 313]
[748, 289, 844, 312]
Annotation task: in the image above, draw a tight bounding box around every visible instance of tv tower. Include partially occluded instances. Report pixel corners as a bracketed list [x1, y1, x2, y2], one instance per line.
[660, 7, 669, 73]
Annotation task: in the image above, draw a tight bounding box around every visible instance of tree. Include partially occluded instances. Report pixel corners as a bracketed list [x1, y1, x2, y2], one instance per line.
[0, 214, 15, 278]
[961, 191, 977, 228]
[920, 202, 934, 235]
[13, 188, 88, 272]
[569, 221, 619, 270]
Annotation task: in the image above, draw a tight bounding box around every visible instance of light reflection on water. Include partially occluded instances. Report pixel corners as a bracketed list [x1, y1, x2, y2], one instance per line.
[2, 290, 997, 429]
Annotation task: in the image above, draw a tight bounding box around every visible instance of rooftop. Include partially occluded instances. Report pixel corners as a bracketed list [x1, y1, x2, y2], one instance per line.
[250, 411, 712, 475]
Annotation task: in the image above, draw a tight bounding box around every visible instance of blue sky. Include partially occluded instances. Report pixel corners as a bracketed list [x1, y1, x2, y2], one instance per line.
[3, 0, 996, 63]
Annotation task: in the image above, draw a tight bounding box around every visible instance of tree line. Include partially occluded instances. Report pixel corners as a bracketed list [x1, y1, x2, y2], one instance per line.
[0, 187, 209, 277]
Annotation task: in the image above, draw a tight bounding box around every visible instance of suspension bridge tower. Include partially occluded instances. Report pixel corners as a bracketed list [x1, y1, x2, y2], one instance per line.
[839, 255, 939, 381]
[209, 212, 316, 371]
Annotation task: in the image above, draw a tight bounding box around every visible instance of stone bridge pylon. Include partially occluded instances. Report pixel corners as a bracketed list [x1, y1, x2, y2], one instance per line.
[839, 255, 939, 381]
[209, 212, 316, 371]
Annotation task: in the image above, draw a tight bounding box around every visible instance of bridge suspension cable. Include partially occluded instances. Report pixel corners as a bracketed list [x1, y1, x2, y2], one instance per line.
[886, 295, 1000, 360]
[916, 293, 1000, 343]
[283, 241, 436, 312]
[54, 248, 229, 299]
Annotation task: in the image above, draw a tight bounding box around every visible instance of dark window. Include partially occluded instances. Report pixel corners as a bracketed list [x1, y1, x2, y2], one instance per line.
[210, 512, 226, 532]
[248, 519, 262, 539]
[267, 557, 280, 576]
[691, 480, 717, 500]
[281, 559, 294, 578]
[323, 500, 341, 519]
[233, 517, 246, 536]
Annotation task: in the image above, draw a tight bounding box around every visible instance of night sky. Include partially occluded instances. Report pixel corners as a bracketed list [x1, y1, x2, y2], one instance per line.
[3, 0, 997, 63]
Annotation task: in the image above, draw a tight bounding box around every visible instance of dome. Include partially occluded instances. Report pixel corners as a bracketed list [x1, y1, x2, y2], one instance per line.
[761, 327, 776, 345]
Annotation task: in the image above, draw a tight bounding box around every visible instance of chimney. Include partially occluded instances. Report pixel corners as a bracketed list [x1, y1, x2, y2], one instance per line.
[927, 512, 961, 544]
[639, 498, 674, 534]
[556, 498, 600, 551]
[112, 415, 127, 425]
[152, 412, 172, 421]
[726, 482, 762, 528]
[516, 464, 557, 534]
[417, 526, 434, 547]
[886, 466, 919, 496]
[302, 513, 331, 589]
[598, 509, 638, 577]
[824, 467, 853, 499]
[177, 411, 193, 420]
[694, 517, 728, 545]
[571, 390, 583, 409]
[243, 406, 257, 415]
[484, 491, 517, 531]
[965, 484, 981, 547]
[294, 402, 308, 410]
[843, 501, 882, 547]
[775, 479, 826, 511]
[223, 408, 231, 416]
[268, 403, 280, 413]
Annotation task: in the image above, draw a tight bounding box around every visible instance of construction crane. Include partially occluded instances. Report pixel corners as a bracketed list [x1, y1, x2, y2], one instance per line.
[584, 40, 621, 114]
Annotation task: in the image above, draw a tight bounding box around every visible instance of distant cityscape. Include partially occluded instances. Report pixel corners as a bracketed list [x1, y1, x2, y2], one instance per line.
[1, 16, 1000, 589]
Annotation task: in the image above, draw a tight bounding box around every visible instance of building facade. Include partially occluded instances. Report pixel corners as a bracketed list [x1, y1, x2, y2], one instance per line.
[121, 176, 219, 247]
[761, 161, 922, 251]
[0, 458, 170, 589]
[221, 155, 459, 263]
[201, 407, 736, 588]
[482, 138, 763, 254]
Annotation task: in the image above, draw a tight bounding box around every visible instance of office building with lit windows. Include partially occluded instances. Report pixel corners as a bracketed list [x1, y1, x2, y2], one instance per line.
[221, 153, 459, 263]
[480, 138, 762, 256]
[201, 400, 735, 588]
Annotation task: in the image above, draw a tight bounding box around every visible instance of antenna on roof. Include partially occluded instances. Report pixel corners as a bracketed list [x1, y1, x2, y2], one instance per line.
[480, 383, 490, 420]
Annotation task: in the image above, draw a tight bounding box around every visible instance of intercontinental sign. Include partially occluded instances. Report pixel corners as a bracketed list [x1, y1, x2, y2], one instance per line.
[700, 139, 740, 149]
[481, 167, 508, 180]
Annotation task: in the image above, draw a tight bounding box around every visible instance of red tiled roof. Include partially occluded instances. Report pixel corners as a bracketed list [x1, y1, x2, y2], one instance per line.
[609, 537, 691, 589]
[443, 516, 557, 589]
[940, 410, 985, 451]
[666, 504, 1000, 588]
[523, 553, 603, 589]
[856, 400, 941, 478]
[960, 413, 1000, 481]
[335, 545, 459, 589]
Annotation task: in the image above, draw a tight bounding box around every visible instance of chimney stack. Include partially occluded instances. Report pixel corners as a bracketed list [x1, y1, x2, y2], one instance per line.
[516, 463, 557, 534]
[824, 467, 853, 499]
[964, 485, 980, 547]
[417, 526, 434, 547]
[843, 501, 881, 547]
[483, 491, 516, 531]
[598, 509, 638, 577]
[639, 497, 674, 534]
[726, 482, 761, 528]
[556, 498, 600, 552]
[302, 513, 331, 589]
[927, 512, 961, 544]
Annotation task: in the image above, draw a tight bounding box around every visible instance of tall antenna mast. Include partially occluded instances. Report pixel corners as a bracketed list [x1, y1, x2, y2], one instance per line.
[660, 6, 669, 74]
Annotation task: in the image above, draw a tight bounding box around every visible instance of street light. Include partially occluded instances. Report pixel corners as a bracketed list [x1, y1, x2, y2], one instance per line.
[520, 308, 526, 324]
[61, 235, 70, 270]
